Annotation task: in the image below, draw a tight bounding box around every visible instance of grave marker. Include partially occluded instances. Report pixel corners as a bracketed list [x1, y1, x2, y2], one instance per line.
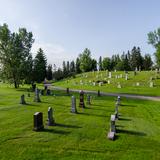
[110, 114, 116, 132]
[97, 90, 101, 97]
[79, 90, 85, 108]
[20, 94, 26, 104]
[34, 88, 41, 102]
[71, 96, 77, 113]
[47, 107, 55, 126]
[87, 95, 91, 105]
[33, 112, 44, 131]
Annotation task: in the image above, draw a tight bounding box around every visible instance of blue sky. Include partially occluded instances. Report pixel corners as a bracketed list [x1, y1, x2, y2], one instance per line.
[0, 0, 159, 67]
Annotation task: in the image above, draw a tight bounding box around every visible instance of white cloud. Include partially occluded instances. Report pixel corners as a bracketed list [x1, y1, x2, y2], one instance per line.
[31, 42, 74, 68]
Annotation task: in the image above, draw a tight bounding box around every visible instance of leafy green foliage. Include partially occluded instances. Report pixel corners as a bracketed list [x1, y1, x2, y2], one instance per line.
[79, 48, 93, 72]
[0, 24, 34, 88]
[148, 28, 160, 66]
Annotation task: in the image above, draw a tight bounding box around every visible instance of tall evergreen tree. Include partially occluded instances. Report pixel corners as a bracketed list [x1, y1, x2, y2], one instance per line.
[102, 57, 111, 70]
[143, 54, 153, 70]
[33, 48, 47, 83]
[75, 57, 81, 73]
[91, 59, 97, 71]
[46, 64, 53, 80]
[70, 60, 76, 73]
[98, 56, 103, 71]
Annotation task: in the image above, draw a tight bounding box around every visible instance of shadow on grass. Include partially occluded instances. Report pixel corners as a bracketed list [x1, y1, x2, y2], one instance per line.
[118, 117, 132, 121]
[78, 112, 108, 118]
[85, 106, 112, 112]
[120, 104, 136, 107]
[42, 128, 70, 135]
[117, 129, 146, 136]
[50, 93, 71, 97]
[116, 124, 125, 128]
[16, 88, 30, 92]
[55, 123, 82, 129]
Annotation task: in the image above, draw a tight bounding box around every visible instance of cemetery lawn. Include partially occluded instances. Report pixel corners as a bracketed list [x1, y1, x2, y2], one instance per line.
[0, 84, 160, 160]
[54, 71, 160, 96]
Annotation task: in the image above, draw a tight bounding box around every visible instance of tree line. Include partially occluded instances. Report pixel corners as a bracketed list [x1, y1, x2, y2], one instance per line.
[53, 47, 153, 80]
[0, 23, 159, 88]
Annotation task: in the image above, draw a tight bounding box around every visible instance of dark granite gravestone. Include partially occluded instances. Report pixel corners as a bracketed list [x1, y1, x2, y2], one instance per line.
[20, 94, 26, 104]
[71, 96, 77, 113]
[66, 88, 69, 94]
[47, 89, 51, 95]
[28, 93, 30, 97]
[47, 107, 55, 126]
[87, 95, 91, 105]
[79, 90, 85, 108]
[40, 89, 44, 95]
[32, 83, 36, 92]
[97, 90, 100, 97]
[33, 112, 44, 131]
[34, 88, 41, 102]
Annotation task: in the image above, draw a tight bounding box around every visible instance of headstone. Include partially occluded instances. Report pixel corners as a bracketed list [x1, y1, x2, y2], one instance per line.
[108, 72, 112, 78]
[108, 80, 110, 84]
[20, 94, 26, 104]
[79, 90, 85, 108]
[33, 112, 44, 131]
[99, 82, 103, 86]
[117, 83, 121, 88]
[32, 83, 36, 91]
[28, 92, 30, 97]
[120, 74, 123, 78]
[150, 81, 154, 88]
[107, 131, 115, 140]
[41, 89, 44, 95]
[87, 95, 91, 105]
[66, 88, 69, 94]
[114, 69, 117, 72]
[93, 82, 96, 86]
[34, 88, 41, 102]
[46, 89, 51, 95]
[125, 74, 128, 80]
[71, 96, 77, 113]
[115, 75, 118, 79]
[97, 90, 101, 97]
[47, 107, 55, 126]
[110, 114, 116, 132]
[136, 82, 140, 86]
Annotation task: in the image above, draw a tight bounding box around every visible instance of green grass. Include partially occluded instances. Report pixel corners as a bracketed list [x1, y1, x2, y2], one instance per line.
[0, 84, 160, 159]
[54, 71, 160, 96]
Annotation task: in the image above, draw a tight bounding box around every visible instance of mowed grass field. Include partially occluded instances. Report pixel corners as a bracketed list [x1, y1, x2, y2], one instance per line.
[54, 71, 160, 96]
[0, 84, 160, 160]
